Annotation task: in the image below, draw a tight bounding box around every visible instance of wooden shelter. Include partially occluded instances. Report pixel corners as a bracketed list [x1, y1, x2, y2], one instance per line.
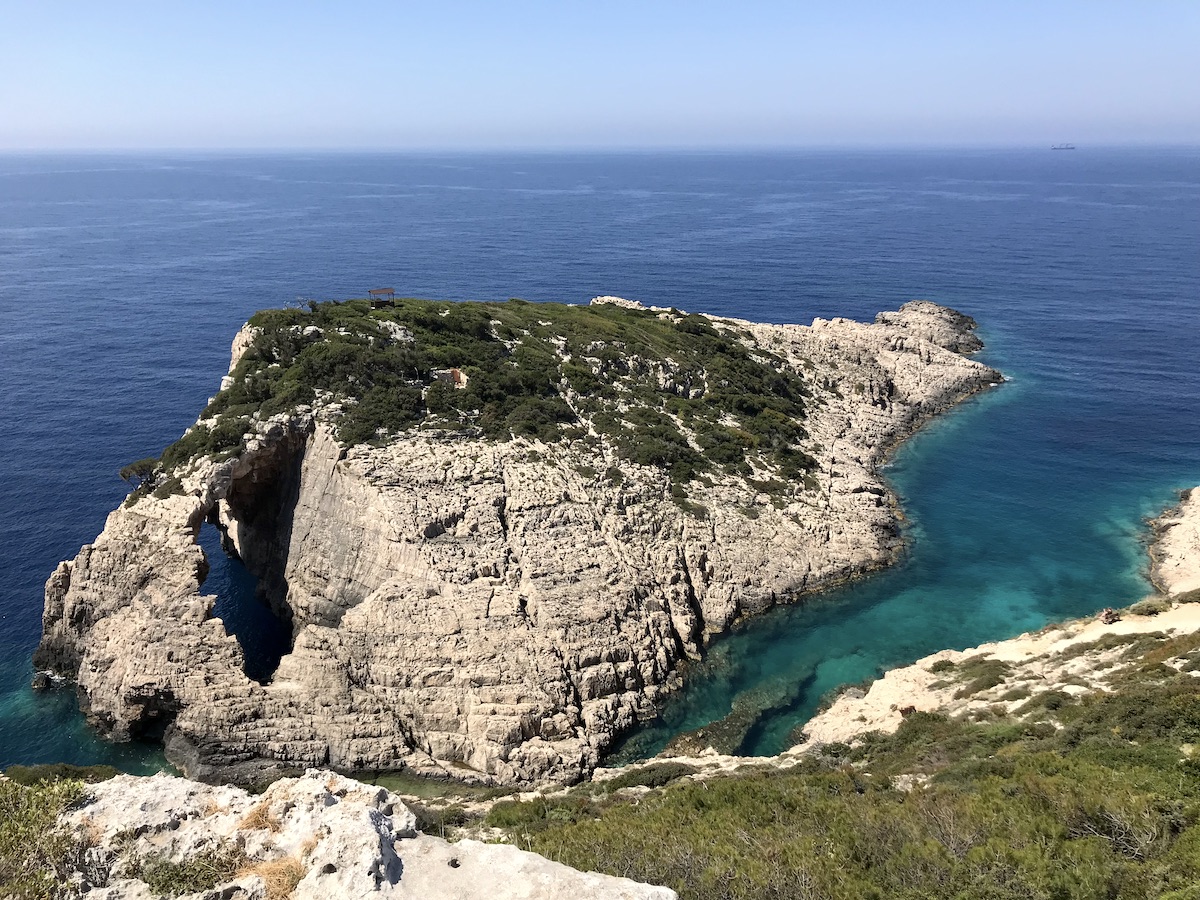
[369, 288, 396, 308]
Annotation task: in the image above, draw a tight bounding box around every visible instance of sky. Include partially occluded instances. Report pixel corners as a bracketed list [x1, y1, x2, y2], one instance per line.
[1, 1, 1197, 150]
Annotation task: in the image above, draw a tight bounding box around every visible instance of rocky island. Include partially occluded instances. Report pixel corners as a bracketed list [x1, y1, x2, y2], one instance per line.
[35, 295, 1001, 788]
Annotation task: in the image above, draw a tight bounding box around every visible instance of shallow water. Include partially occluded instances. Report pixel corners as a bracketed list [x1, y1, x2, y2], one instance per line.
[1, 149, 1197, 769]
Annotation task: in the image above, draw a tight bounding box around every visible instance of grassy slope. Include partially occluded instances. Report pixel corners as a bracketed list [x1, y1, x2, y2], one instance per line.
[485, 631, 1200, 900]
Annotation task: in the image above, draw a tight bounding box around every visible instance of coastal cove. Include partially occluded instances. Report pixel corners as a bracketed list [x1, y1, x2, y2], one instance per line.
[1, 150, 1198, 775]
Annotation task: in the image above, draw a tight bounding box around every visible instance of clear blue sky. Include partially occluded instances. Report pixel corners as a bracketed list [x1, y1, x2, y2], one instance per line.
[2, 1, 1197, 150]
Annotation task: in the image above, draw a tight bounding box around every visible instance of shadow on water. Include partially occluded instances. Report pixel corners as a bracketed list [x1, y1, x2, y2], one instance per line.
[196, 524, 291, 684]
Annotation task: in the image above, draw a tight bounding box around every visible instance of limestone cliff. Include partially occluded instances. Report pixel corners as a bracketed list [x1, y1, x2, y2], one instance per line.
[36, 297, 1000, 786]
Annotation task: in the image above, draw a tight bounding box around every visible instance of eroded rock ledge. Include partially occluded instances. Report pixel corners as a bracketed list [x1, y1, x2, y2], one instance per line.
[36, 298, 1000, 786]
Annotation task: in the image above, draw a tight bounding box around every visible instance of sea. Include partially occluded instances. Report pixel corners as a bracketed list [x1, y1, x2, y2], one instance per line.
[1, 149, 1198, 772]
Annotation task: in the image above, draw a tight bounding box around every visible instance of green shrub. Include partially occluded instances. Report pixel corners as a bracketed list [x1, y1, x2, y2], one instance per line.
[1016, 690, 1076, 716]
[406, 801, 472, 837]
[999, 686, 1032, 702]
[500, 669, 1200, 900]
[151, 476, 185, 499]
[483, 796, 596, 833]
[136, 843, 246, 897]
[0, 778, 85, 900]
[602, 763, 698, 793]
[1128, 598, 1172, 617]
[952, 657, 1012, 699]
[160, 418, 250, 471]
[118, 457, 158, 487]
[2, 764, 119, 786]
[927, 659, 957, 674]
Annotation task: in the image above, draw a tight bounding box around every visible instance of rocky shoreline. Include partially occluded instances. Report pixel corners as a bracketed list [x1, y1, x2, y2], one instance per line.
[596, 481, 1200, 778]
[35, 298, 1001, 788]
[1150, 487, 1200, 596]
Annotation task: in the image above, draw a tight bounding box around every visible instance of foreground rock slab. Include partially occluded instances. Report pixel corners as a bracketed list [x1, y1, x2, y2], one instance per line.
[37, 299, 1001, 786]
[66, 770, 675, 900]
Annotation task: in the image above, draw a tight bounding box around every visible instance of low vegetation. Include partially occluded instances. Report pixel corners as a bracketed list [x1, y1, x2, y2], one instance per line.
[133, 297, 816, 499]
[491, 635, 1200, 900]
[0, 777, 86, 900]
[135, 843, 247, 897]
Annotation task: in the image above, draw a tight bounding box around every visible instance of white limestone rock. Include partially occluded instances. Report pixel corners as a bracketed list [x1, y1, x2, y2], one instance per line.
[64, 770, 673, 900]
[1151, 488, 1200, 595]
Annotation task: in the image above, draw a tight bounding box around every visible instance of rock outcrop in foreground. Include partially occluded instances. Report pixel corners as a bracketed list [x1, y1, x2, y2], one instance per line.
[36, 298, 1000, 786]
[60, 770, 673, 900]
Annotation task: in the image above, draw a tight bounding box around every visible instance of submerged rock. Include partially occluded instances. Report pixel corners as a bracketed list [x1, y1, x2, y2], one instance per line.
[37, 298, 1000, 786]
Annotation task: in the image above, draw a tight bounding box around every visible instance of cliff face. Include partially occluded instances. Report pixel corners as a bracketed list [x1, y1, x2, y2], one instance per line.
[37, 299, 1001, 786]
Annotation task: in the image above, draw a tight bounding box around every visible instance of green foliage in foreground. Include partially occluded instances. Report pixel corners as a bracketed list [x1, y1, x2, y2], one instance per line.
[500, 644, 1200, 900]
[135, 843, 246, 897]
[0, 778, 85, 900]
[157, 298, 814, 492]
[3, 763, 119, 787]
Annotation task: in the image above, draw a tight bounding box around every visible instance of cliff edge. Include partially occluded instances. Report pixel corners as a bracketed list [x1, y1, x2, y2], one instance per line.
[36, 296, 1000, 786]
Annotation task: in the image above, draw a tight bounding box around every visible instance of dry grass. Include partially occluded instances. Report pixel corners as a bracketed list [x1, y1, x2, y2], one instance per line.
[239, 856, 306, 900]
[299, 835, 319, 859]
[238, 800, 282, 833]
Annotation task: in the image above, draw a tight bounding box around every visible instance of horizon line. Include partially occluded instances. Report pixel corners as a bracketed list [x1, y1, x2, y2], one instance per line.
[3, 140, 1199, 157]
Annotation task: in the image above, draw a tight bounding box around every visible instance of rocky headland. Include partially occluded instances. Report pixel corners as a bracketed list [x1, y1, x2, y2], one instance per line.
[35, 296, 1000, 788]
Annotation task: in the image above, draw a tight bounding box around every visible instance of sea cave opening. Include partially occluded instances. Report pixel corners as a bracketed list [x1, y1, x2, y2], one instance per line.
[197, 520, 292, 684]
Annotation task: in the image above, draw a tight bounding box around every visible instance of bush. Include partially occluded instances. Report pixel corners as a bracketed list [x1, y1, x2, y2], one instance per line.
[136, 843, 246, 897]
[483, 796, 596, 833]
[952, 657, 1012, 699]
[119, 457, 158, 487]
[2, 764, 119, 786]
[0, 778, 85, 900]
[1128, 598, 1172, 617]
[406, 801, 472, 837]
[602, 763, 698, 793]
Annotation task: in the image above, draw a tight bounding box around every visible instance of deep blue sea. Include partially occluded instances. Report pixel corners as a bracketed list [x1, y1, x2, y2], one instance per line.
[1, 150, 1198, 771]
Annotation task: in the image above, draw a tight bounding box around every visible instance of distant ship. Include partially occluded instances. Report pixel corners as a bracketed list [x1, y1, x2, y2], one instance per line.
[1051, 143, 1076, 150]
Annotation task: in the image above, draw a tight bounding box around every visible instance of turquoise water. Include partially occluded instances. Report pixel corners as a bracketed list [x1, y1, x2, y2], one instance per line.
[612, 364, 1168, 759]
[1, 150, 1197, 769]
